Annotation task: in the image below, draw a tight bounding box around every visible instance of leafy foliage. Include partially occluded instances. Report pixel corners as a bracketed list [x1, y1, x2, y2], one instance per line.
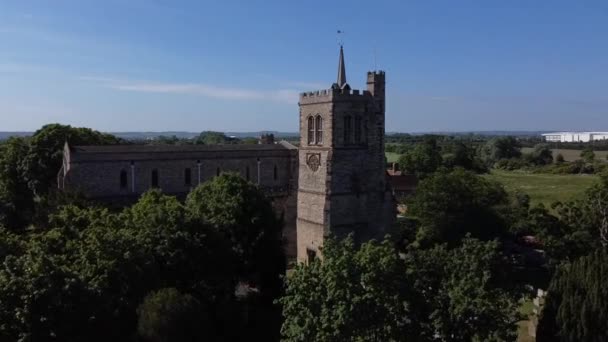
[0, 124, 121, 231]
[442, 141, 488, 173]
[23, 124, 121, 196]
[280, 236, 414, 342]
[537, 249, 608, 342]
[405, 237, 520, 341]
[398, 138, 443, 178]
[280, 236, 519, 342]
[0, 175, 284, 341]
[186, 173, 285, 301]
[481, 136, 522, 166]
[0, 137, 33, 230]
[580, 148, 595, 163]
[523, 144, 553, 165]
[195, 131, 234, 145]
[406, 168, 510, 246]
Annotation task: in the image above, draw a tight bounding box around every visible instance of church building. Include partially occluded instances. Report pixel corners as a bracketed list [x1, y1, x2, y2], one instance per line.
[58, 47, 395, 261]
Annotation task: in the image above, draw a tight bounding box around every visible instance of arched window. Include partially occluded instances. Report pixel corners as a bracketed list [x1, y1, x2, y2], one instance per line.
[246, 166, 250, 181]
[307, 116, 315, 145]
[273, 165, 278, 181]
[120, 170, 128, 189]
[184, 168, 192, 186]
[315, 115, 323, 144]
[354, 116, 362, 144]
[151, 169, 159, 188]
[344, 115, 352, 144]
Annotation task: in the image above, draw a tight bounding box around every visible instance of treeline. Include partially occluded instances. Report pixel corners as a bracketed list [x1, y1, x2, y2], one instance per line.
[389, 135, 608, 176]
[142, 131, 259, 145]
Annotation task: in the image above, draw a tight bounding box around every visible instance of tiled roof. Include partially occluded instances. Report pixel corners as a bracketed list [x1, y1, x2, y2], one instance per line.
[71, 141, 295, 154]
[67, 141, 298, 162]
[388, 174, 418, 192]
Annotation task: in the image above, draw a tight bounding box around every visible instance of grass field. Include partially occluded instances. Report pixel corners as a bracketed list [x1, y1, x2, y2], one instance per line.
[386, 152, 400, 164]
[485, 170, 598, 207]
[521, 147, 608, 162]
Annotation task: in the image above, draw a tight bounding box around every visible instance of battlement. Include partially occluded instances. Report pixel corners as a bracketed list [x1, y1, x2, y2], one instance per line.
[299, 87, 372, 103]
[367, 70, 386, 76]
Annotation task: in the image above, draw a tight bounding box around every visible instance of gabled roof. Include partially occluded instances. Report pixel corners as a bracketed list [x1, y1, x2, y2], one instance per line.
[66, 141, 298, 162]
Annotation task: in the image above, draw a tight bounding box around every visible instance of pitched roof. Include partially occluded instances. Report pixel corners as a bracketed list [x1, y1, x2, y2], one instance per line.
[388, 174, 418, 192]
[67, 141, 297, 162]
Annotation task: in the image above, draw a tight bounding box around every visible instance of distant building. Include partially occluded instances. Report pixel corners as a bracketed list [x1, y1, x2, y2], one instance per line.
[542, 132, 608, 143]
[386, 163, 418, 201]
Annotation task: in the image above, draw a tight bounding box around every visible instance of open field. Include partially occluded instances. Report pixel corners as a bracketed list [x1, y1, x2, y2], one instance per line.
[386, 152, 400, 164]
[521, 147, 608, 162]
[485, 170, 598, 207]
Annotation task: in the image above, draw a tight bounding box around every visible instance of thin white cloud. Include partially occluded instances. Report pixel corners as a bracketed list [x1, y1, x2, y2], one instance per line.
[80, 76, 300, 104]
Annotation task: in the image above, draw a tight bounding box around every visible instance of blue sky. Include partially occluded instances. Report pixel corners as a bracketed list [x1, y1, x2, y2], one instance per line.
[1, 0, 607, 132]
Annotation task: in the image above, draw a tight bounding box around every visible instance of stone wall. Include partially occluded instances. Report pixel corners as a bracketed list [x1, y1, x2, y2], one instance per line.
[295, 70, 395, 262]
[65, 156, 293, 198]
[61, 143, 300, 258]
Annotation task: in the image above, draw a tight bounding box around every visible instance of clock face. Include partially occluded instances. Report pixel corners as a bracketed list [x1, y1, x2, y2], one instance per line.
[306, 153, 321, 172]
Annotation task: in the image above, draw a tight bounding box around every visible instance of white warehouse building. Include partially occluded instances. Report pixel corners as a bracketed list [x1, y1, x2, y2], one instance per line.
[542, 132, 608, 143]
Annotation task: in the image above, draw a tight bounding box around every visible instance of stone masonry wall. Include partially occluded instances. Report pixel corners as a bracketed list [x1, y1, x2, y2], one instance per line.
[63, 147, 300, 258]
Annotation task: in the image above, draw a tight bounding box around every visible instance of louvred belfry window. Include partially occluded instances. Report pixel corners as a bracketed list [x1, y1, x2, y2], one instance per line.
[315, 115, 323, 144]
[308, 116, 315, 145]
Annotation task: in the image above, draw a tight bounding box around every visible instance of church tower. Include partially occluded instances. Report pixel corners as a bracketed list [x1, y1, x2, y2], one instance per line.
[296, 46, 394, 262]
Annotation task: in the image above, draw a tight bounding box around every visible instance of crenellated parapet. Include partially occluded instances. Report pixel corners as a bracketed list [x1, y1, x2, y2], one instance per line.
[299, 87, 373, 104]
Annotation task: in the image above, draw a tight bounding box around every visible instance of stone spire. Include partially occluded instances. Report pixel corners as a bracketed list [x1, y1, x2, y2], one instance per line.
[337, 45, 347, 88]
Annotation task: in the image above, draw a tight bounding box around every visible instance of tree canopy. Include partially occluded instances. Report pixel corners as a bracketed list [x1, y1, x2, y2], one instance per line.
[406, 168, 510, 246]
[280, 235, 519, 342]
[280, 236, 415, 342]
[0, 124, 121, 231]
[481, 136, 522, 165]
[398, 138, 443, 178]
[537, 249, 608, 342]
[0, 172, 285, 341]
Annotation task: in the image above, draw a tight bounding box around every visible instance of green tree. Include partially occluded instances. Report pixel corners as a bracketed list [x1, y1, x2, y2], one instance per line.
[137, 288, 213, 342]
[537, 249, 608, 342]
[398, 138, 443, 177]
[186, 173, 285, 301]
[280, 236, 415, 342]
[406, 168, 509, 246]
[405, 237, 520, 341]
[0, 251, 100, 342]
[22, 124, 121, 197]
[442, 142, 471, 169]
[481, 136, 522, 165]
[580, 148, 595, 163]
[525, 143, 553, 165]
[555, 153, 565, 164]
[0, 124, 120, 230]
[123, 189, 236, 299]
[195, 131, 231, 145]
[0, 137, 34, 230]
